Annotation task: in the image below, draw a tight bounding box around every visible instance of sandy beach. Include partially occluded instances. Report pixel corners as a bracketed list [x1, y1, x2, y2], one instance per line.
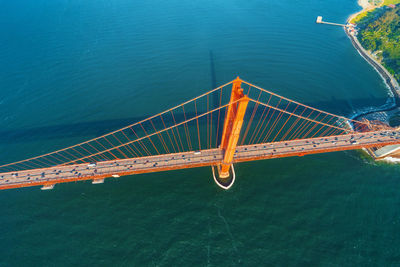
[347, 0, 379, 22]
[358, 0, 375, 9]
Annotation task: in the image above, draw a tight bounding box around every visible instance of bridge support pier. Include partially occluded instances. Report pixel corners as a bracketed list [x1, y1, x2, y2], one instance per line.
[214, 77, 249, 189]
[92, 178, 105, 184]
[41, 184, 55, 190]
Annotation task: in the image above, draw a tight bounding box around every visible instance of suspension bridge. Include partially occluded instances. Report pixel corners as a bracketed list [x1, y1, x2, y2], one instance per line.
[1, 77, 399, 190]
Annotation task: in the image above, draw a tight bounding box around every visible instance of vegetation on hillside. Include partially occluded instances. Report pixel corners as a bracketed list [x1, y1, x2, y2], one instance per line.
[350, 0, 400, 23]
[352, 6, 387, 24]
[356, 5, 400, 82]
[384, 0, 400, 5]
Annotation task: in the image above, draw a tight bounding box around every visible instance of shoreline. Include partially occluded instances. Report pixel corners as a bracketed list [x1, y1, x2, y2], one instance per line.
[344, 1, 400, 160]
[347, 0, 375, 23]
[345, 4, 400, 121]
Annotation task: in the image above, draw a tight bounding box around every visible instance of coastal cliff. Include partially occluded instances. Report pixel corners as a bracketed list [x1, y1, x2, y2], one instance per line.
[345, 2, 400, 160]
[345, 3, 400, 124]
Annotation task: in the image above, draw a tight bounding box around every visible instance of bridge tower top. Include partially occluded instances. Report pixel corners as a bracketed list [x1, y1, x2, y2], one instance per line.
[220, 77, 244, 150]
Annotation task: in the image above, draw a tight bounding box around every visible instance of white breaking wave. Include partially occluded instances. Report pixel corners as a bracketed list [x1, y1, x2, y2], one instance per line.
[348, 96, 396, 121]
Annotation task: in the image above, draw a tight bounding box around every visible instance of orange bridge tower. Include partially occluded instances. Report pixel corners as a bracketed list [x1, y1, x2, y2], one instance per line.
[213, 77, 249, 189]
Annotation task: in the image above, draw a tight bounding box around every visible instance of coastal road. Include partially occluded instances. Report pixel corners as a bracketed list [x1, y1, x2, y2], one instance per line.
[1, 129, 400, 190]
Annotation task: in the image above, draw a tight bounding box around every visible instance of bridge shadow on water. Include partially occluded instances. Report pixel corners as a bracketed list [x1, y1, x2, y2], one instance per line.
[0, 96, 392, 145]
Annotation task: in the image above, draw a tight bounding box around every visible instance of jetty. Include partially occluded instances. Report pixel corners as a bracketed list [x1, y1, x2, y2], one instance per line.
[316, 16, 347, 27]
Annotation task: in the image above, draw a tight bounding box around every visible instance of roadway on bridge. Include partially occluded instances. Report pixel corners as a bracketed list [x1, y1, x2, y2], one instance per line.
[1, 129, 400, 190]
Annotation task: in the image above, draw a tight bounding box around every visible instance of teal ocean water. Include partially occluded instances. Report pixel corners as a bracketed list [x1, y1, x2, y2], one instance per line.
[1, 0, 400, 265]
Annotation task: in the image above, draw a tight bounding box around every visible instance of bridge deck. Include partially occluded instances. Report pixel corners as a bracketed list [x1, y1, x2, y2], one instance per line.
[1, 129, 400, 190]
